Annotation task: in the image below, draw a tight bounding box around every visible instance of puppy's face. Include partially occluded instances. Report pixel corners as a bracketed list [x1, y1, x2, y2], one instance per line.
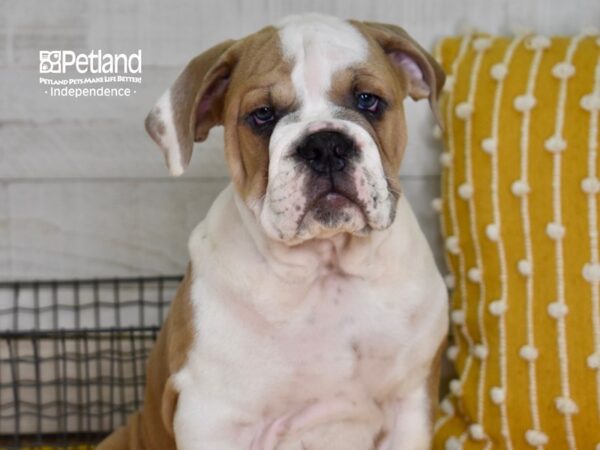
[146, 15, 444, 243]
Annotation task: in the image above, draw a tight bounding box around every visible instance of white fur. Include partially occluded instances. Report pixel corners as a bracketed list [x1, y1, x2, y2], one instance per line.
[172, 186, 448, 449]
[155, 88, 185, 176]
[277, 13, 368, 117]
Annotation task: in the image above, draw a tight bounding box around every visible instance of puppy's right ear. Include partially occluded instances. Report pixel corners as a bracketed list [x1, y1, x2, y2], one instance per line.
[145, 40, 238, 176]
[353, 21, 446, 127]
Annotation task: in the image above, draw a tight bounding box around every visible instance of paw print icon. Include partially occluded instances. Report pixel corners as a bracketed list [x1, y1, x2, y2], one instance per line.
[39, 51, 62, 73]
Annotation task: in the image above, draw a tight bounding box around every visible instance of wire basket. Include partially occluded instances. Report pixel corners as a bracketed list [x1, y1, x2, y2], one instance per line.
[0, 275, 182, 449]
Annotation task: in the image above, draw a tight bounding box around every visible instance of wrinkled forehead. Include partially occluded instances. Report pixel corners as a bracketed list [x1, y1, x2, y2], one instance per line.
[276, 15, 369, 115]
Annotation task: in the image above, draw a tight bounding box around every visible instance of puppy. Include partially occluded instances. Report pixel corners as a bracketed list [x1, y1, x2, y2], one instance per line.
[98, 13, 448, 450]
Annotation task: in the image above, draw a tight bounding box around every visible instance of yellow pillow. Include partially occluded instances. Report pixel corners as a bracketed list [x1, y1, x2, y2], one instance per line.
[433, 33, 600, 450]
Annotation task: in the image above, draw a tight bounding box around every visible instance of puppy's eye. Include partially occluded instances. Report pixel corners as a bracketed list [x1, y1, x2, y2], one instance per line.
[250, 106, 275, 126]
[356, 92, 381, 114]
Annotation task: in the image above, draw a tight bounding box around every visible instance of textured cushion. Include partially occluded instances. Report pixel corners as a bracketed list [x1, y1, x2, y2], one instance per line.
[433, 33, 600, 450]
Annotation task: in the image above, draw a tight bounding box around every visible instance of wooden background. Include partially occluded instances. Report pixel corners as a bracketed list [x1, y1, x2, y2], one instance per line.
[1, 0, 599, 280]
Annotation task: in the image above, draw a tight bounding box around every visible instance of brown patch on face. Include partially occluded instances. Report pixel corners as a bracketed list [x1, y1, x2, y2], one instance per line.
[327, 46, 409, 198]
[351, 20, 446, 126]
[333, 107, 373, 132]
[220, 27, 296, 202]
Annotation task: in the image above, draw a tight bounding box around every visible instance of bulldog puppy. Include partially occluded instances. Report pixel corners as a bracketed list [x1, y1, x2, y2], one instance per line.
[97, 13, 448, 450]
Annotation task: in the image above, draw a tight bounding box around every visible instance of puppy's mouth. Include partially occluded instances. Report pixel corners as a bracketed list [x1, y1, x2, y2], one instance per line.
[298, 176, 366, 229]
[309, 190, 357, 212]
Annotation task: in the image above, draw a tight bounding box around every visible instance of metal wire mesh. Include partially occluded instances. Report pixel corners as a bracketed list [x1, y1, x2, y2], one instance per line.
[0, 275, 182, 449]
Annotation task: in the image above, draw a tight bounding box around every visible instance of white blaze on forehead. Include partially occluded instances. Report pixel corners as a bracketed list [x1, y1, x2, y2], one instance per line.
[277, 14, 368, 117]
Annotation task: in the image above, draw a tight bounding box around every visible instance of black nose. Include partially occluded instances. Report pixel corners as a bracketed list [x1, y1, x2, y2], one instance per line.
[296, 131, 355, 174]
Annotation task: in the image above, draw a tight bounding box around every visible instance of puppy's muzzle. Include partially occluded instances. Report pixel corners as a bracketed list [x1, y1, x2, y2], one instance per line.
[296, 131, 357, 174]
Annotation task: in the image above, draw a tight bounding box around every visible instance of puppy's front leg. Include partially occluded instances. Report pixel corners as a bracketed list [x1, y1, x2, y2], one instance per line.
[378, 383, 433, 450]
[173, 395, 246, 450]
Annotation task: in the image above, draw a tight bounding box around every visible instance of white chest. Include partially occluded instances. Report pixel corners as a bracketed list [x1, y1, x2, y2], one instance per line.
[171, 190, 447, 449]
[172, 269, 445, 450]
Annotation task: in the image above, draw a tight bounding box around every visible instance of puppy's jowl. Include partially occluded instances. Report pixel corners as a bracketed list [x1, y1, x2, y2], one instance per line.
[98, 13, 448, 450]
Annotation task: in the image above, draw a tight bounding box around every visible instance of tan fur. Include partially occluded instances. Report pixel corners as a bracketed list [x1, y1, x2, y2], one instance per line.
[96, 267, 195, 450]
[351, 21, 445, 125]
[220, 27, 294, 200]
[327, 61, 407, 196]
[145, 40, 237, 172]
[427, 338, 447, 425]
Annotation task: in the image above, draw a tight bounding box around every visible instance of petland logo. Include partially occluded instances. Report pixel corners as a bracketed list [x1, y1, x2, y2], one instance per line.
[39, 50, 143, 98]
[40, 50, 142, 74]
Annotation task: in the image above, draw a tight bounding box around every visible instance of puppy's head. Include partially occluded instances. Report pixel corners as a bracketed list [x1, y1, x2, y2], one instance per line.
[146, 14, 444, 244]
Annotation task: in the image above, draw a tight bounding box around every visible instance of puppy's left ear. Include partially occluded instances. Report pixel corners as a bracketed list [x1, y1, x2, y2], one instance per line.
[353, 21, 446, 125]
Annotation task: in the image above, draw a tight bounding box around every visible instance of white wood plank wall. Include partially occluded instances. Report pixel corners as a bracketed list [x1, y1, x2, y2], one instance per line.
[1, 0, 599, 280]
